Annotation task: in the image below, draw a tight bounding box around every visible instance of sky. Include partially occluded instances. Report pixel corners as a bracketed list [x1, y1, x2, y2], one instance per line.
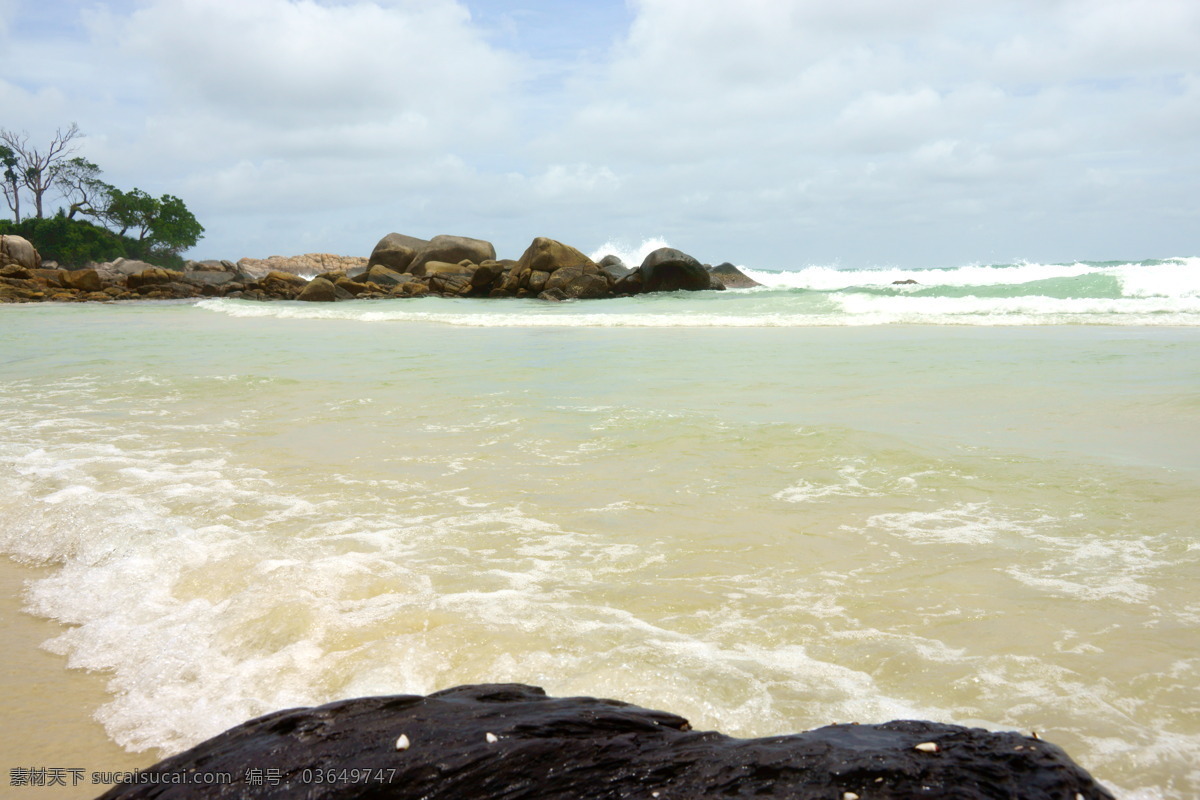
[1, 0, 1197, 268]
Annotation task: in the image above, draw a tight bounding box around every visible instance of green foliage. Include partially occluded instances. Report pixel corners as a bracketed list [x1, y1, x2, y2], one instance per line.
[150, 194, 205, 255]
[52, 157, 110, 219]
[0, 212, 187, 269]
[1, 143, 21, 220]
[1, 126, 205, 263]
[105, 187, 204, 255]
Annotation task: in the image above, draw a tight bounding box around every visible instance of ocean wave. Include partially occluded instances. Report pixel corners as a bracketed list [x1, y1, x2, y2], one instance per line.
[196, 293, 1200, 327]
[743, 257, 1200, 300]
[587, 236, 673, 267]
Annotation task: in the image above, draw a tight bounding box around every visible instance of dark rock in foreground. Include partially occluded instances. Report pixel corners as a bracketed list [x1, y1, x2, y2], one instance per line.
[97, 684, 1113, 800]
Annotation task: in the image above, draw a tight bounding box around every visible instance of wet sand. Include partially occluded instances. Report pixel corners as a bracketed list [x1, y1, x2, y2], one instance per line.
[1, 558, 156, 799]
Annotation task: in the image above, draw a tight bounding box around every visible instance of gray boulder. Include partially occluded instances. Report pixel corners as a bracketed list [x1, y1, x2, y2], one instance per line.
[471, 260, 510, 291]
[639, 247, 712, 292]
[542, 264, 612, 299]
[708, 262, 761, 288]
[363, 264, 410, 288]
[108, 258, 160, 276]
[368, 233, 430, 274]
[0, 235, 42, 270]
[126, 267, 183, 290]
[181, 271, 238, 288]
[599, 257, 632, 283]
[62, 268, 104, 292]
[612, 269, 643, 295]
[408, 235, 496, 276]
[185, 259, 239, 273]
[295, 277, 354, 302]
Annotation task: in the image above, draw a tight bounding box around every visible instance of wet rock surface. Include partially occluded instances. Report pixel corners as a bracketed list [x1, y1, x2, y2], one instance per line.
[97, 684, 1113, 800]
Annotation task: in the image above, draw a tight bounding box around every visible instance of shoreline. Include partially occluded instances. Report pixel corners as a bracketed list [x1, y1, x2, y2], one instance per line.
[1, 558, 156, 798]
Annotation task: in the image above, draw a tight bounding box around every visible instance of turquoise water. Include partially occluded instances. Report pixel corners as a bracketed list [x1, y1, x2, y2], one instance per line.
[1, 261, 1199, 798]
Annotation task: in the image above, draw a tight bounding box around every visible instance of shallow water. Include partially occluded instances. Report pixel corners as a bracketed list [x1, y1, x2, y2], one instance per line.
[1, 296, 1198, 798]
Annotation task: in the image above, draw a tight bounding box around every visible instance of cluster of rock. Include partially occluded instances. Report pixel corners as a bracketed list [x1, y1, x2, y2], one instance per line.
[99, 683, 1113, 800]
[236, 253, 368, 279]
[0, 232, 760, 304]
[349, 232, 759, 302]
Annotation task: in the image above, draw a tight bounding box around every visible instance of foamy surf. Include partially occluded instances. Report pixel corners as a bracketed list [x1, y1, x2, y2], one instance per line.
[2, 300, 1197, 800]
[193, 255, 1200, 326]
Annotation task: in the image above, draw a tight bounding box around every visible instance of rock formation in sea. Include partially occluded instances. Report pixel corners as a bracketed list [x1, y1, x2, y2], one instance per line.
[96, 683, 1113, 800]
[0, 233, 762, 303]
[710, 261, 763, 288]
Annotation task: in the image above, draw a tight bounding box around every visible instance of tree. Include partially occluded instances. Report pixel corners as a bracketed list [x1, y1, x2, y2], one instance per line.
[0, 124, 81, 219]
[104, 187, 157, 239]
[148, 194, 205, 255]
[1, 143, 21, 222]
[105, 187, 204, 255]
[52, 157, 112, 220]
[0, 124, 205, 265]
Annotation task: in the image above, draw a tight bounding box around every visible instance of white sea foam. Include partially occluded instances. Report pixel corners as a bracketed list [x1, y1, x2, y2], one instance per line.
[2, 309, 1197, 799]
[741, 261, 1102, 291]
[195, 297, 1200, 327]
[859, 502, 1046, 546]
[831, 292, 1200, 321]
[587, 236, 673, 268]
[772, 460, 925, 503]
[741, 258, 1200, 296]
[1005, 533, 1169, 605]
[1114, 257, 1200, 298]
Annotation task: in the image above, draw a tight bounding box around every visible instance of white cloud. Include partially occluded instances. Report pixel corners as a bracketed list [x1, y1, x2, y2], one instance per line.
[532, 163, 621, 199]
[2, 0, 1197, 266]
[83, 0, 518, 146]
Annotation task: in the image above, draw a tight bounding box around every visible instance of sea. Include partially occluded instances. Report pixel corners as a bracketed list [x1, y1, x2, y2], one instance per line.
[1, 243, 1198, 799]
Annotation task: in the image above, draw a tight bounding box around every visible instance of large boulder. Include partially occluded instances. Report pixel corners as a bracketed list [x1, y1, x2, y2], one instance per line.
[471, 259, 511, 291]
[106, 258, 160, 276]
[498, 237, 598, 295]
[368, 232, 429, 274]
[181, 271, 238, 288]
[62, 268, 104, 292]
[0, 235, 42, 270]
[515, 237, 596, 275]
[184, 259, 239, 273]
[429, 272, 474, 296]
[598, 254, 633, 282]
[612, 268, 643, 295]
[362, 264, 410, 288]
[126, 267, 183, 290]
[708, 261, 761, 288]
[638, 247, 714, 292]
[333, 277, 371, 296]
[542, 263, 612, 299]
[257, 270, 309, 299]
[30, 267, 69, 287]
[408, 235, 496, 276]
[96, 683, 1114, 800]
[295, 277, 347, 302]
[422, 260, 475, 277]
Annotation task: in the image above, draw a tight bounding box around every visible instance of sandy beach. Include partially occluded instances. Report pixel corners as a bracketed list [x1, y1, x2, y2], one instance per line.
[2, 559, 154, 798]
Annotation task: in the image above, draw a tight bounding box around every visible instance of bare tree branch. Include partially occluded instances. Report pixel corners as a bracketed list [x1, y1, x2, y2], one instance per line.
[0, 123, 82, 219]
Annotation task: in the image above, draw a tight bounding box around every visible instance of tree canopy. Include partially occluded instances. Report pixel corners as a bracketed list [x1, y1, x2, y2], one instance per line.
[0, 125, 204, 266]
